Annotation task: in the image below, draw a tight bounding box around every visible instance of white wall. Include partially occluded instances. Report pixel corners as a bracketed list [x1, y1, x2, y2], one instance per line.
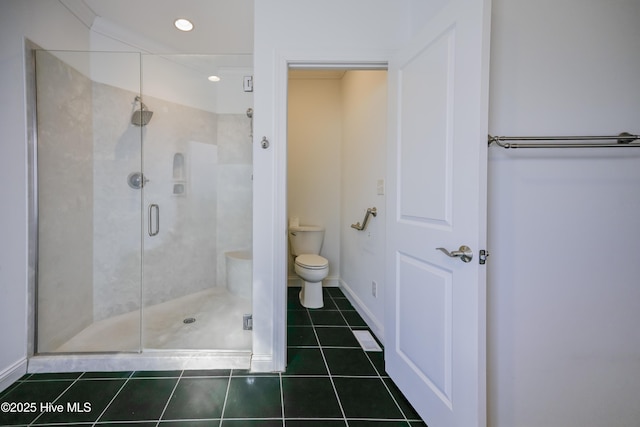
[0, 0, 91, 390]
[340, 70, 387, 338]
[487, 0, 640, 426]
[253, 0, 412, 370]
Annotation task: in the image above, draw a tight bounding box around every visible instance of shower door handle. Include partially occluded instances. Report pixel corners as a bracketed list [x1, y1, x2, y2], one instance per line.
[148, 204, 159, 236]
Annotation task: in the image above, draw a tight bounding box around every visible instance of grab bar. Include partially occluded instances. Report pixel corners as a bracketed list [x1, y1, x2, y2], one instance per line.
[351, 207, 377, 231]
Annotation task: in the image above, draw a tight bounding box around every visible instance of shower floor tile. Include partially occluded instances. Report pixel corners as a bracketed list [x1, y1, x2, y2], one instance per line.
[0, 287, 426, 427]
[53, 287, 252, 352]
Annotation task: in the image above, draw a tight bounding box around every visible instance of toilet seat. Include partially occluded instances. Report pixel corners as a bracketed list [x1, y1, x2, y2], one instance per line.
[295, 254, 328, 270]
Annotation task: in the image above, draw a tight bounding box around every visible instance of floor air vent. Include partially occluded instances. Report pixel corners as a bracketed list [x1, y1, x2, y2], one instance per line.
[352, 330, 382, 352]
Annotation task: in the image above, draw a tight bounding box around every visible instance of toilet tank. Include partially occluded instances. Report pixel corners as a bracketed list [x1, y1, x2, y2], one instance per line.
[289, 225, 325, 256]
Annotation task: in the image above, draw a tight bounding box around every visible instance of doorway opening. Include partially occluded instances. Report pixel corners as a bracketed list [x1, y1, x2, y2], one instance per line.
[285, 68, 388, 342]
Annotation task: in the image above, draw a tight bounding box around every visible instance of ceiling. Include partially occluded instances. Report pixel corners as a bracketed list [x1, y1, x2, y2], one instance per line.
[62, 0, 254, 54]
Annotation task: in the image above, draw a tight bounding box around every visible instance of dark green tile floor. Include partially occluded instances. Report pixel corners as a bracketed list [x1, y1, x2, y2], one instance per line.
[0, 287, 426, 426]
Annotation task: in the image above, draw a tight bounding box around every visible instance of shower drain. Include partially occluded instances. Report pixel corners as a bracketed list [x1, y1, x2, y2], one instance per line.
[183, 317, 196, 324]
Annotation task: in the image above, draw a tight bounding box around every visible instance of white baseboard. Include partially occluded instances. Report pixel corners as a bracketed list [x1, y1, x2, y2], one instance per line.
[0, 358, 27, 393]
[338, 279, 385, 346]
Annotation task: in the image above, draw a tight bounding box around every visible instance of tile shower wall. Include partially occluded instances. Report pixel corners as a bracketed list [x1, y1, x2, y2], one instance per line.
[139, 95, 219, 315]
[92, 89, 219, 321]
[91, 82, 145, 322]
[36, 50, 94, 352]
[216, 114, 253, 288]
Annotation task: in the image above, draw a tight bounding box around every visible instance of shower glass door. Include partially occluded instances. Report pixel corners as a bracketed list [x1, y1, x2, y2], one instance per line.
[35, 50, 144, 353]
[142, 55, 253, 351]
[34, 51, 254, 355]
[140, 54, 254, 351]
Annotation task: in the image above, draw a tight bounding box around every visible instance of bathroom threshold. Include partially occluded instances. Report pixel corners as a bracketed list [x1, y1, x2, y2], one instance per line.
[27, 349, 251, 374]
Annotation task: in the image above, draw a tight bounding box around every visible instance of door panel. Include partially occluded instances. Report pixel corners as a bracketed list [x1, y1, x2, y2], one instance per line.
[385, 0, 491, 425]
[399, 28, 454, 226]
[397, 253, 453, 404]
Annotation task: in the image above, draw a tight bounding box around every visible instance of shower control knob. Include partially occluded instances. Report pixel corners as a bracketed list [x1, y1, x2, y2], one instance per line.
[127, 172, 148, 189]
[261, 136, 270, 149]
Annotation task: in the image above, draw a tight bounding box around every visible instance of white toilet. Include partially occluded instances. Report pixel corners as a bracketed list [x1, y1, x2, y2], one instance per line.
[289, 225, 329, 308]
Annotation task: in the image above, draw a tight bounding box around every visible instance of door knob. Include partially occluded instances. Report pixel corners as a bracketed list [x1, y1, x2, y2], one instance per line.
[436, 246, 473, 263]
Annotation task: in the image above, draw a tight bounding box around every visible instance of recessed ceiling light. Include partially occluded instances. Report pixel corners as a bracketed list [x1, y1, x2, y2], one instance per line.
[174, 18, 194, 32]
[208, 75, 221, 82]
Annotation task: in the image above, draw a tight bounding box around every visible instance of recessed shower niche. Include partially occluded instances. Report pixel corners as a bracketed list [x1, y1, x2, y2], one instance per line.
[32, 49, 254, 367]
[172, 152, 186, 195]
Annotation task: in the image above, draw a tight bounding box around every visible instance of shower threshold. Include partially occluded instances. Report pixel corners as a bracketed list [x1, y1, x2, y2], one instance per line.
[27, 349, 252, 374]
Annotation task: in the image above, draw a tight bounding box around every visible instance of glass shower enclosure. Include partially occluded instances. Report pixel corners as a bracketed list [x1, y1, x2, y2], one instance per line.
[33, 50, 254, 356]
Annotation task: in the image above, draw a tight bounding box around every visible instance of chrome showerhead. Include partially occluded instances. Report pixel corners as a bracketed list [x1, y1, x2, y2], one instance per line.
[132, 96, 153, 126]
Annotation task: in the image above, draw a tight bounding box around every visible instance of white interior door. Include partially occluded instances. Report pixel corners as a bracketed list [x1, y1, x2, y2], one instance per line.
[384, 0, 491, 426]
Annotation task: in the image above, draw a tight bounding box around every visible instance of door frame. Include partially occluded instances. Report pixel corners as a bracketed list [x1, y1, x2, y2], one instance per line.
[260, 50, 391, 371]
